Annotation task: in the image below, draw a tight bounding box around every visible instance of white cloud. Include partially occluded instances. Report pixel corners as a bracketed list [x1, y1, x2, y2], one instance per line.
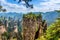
[0, 0, 60, 13]
[39, 0, 60, 12]
[0, 0, 41, 13]
[50, 0, 60, 3]
[0, 0, 28, 13]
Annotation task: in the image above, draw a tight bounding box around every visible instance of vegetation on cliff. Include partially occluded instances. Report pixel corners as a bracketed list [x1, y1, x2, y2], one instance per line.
[23, 12, 47, 40]
[36, 18, 60, 40]
[0, 11, 60, 40]
[46, 18, 60, 40]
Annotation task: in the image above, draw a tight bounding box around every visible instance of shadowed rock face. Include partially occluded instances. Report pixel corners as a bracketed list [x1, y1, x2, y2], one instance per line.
[42, 20, 47, 33]
[35, 20, 47, 39]
[35, 15, 43, 39]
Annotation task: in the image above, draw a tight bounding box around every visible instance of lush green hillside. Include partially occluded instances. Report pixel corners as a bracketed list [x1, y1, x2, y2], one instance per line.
[36, 18, 60, 40]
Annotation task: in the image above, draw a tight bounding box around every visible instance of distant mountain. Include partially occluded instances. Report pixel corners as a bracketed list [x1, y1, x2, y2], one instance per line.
[42, 11, 58, 26]
[0, 12, 23, 20]
[0, 11, 59, 26]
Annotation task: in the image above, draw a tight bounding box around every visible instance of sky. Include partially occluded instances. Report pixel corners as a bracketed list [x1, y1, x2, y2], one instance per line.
[0, 0, 60, 13]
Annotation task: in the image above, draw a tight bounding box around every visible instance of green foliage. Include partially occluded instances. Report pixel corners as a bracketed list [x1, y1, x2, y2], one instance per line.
[2, 32, 9, 38]
[0, 6, 2, 9]
[36, 36, 46, 40]
[23, 12, 42, 21]
[0, 20, 3, 26]
[23, 12, 36, 20]
[46, 18, 60, 40]
[0, 6, 6, 12]
[56, 10, 60, 13]
[36, 23, 39, 32]
[36, 18, 60, 40]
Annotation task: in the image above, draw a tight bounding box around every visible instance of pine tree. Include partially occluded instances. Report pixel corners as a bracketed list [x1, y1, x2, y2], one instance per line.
[0, 6, 6, 12]
[14, 0, 33, 8]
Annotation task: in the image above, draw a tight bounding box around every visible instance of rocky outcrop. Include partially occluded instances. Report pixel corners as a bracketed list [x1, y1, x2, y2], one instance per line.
[22, 13, 47, 40]
[35, 20, 47, 39]
[23, 13, 37, 40]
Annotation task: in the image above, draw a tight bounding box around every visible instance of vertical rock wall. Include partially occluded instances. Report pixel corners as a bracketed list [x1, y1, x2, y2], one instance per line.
[23, 17, 37, 40]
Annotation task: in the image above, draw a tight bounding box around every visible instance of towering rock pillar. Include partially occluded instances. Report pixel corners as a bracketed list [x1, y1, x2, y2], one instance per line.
[22, 13, 37, 40]
[22, 13, 47, 40]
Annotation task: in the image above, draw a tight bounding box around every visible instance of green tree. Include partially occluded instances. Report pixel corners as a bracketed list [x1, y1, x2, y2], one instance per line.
[0, 6, 6, 12]
[46, 18, 60, 40]
[1, 32, 9, 40]
[14, 0, 33, 8]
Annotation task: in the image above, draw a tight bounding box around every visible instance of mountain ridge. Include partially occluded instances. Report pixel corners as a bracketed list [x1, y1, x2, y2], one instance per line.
[0, 11, 59, 26]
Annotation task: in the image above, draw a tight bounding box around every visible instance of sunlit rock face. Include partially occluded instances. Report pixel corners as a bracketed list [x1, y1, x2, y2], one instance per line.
[0, 25, 6, 34]
[23, 18, 37, 40]
[22, 13, 47, 40]
[14, 25, 18, 33]
[22, 13, 37, 40]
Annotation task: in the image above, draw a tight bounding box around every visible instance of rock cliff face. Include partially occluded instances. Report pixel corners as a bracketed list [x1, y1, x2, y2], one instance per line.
[22, 13, 47, 40]
[35, 20, 47, 39]
[23, 13, 37, 40]
[35, 14, 43, 39]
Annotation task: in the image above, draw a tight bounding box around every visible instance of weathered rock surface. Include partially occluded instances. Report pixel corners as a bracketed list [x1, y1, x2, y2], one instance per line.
[22, 13, 47, 40]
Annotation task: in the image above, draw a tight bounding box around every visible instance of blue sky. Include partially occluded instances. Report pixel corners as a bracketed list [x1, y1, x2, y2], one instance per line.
[0, 0, 60, 13]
